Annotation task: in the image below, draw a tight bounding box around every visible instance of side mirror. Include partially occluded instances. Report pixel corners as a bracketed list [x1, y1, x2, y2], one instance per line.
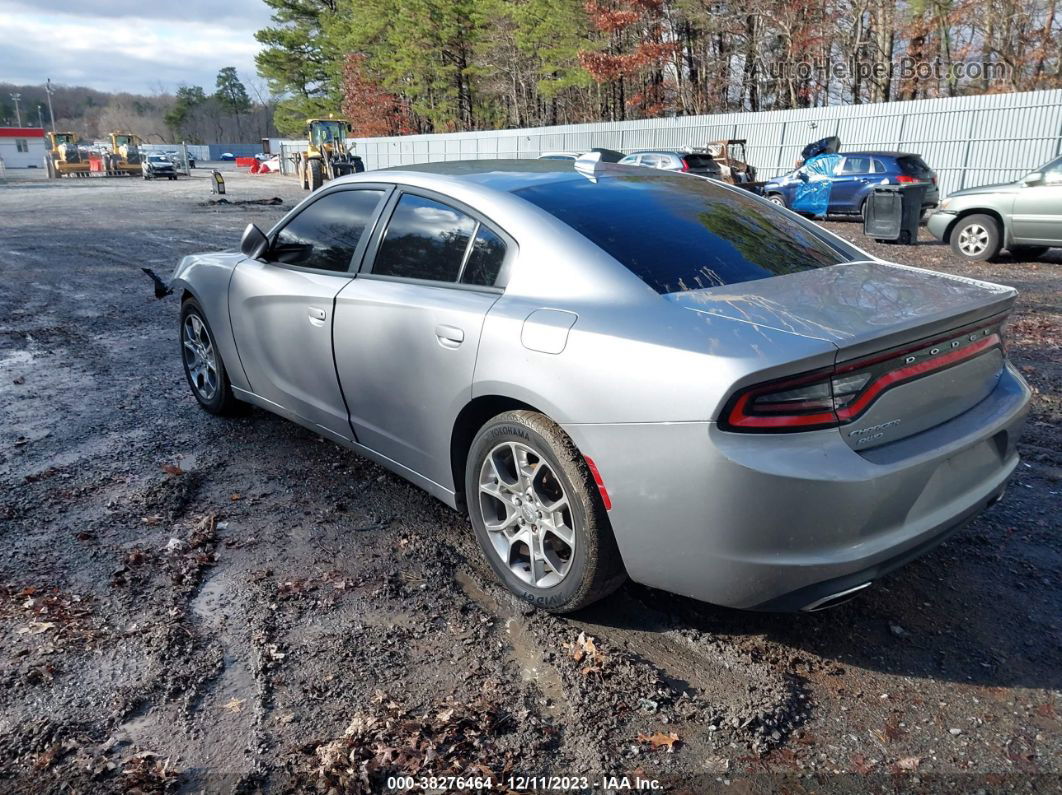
[1023, 172, 1043, 186]
[240, 223, 269, 260]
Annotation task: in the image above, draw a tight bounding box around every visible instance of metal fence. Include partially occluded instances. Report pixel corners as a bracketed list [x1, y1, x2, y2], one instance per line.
[268, 89, 1062, 195]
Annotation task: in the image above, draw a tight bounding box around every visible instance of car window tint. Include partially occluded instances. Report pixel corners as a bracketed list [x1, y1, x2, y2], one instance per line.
[270, 189, 383, 272]
[514, 173, 850, 294]
[871, 159, 886, 173]
[682, 154, 718, 170]
[460, 225, 506, 287]
[897, 155, 932, 177]
[842, 156, 870, 174]
[374, 194, 477, 282]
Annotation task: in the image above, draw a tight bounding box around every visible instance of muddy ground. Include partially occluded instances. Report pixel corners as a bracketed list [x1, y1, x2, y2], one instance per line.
[0, 166, 1058, 794]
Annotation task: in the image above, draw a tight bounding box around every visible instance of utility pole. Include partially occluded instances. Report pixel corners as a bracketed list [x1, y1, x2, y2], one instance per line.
[45, 79, 56, 133]
[10, 93, 22, 127]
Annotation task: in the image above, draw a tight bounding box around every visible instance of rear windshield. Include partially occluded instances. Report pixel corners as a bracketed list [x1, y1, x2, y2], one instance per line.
[681, 154, 718, 170]
[897, 155, 932, 177]
[513, 174, 851, 293]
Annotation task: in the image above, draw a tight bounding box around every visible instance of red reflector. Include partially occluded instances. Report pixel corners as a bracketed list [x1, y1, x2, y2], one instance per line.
[584, 456, 612, 510]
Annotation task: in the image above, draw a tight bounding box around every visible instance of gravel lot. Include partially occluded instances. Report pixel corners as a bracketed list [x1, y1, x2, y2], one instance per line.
[0, 166, 1058, 793]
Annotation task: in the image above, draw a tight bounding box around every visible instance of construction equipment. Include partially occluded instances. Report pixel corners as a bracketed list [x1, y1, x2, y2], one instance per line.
[106, 132, 143, 176]
[703, 139, 757, 185]
[45, 131, 90, 178]
[294, 118, 364, 191]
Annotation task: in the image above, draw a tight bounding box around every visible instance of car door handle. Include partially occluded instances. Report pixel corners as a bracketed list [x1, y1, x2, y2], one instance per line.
[435, 324, 464, 348]
[308, 306, 327, 325]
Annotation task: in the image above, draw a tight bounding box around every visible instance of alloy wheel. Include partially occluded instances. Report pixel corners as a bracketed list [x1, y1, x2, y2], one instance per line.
[478, 442, 575, 589]
[957, 223, 989, 256]
[182, 313, 219, 401]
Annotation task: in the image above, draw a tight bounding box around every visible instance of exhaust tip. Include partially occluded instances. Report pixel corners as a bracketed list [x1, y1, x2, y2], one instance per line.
[802, 581, 872, 612]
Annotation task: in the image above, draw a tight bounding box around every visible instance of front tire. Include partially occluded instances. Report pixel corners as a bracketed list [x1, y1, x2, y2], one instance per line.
[950, 214, 1001, 261]
[308, 159, 323, 191]
[180, 298, 241, 416]
[766, 193, 786, 208]
[465, 411, 626, 613]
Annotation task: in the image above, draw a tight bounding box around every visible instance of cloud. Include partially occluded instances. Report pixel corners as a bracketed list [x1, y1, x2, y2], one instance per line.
[0, 0, 273, 92]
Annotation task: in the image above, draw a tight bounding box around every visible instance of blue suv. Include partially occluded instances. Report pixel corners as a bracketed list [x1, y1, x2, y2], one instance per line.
[763, 152, 939, 216]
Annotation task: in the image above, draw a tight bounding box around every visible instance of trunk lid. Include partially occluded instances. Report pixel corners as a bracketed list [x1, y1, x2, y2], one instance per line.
[669, 260, 1015, 448]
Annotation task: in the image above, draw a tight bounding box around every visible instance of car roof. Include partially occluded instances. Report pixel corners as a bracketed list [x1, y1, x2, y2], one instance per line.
[380, 158, 615, 192]
[627, 149, 683, 155]
[840, 151, 918, 159]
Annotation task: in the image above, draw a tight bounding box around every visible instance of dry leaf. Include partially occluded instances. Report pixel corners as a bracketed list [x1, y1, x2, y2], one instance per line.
[894, 756, 920, 771]
[222, 698, 245, 713]
[161, 463, 183, 476]
[636, 731, 681, 752]
[230, 493, 241, 502]
[18, 621, 57, 635]
[851, 753, 876, 774]
[567, 631, 608, 675]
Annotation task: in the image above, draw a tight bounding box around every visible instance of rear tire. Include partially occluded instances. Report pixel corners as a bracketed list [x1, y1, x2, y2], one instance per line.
[766, 193, 786, 208]
[180, 298, 242, 416]
[465, 411, 626, 613]
[950, 214, 1001, 261]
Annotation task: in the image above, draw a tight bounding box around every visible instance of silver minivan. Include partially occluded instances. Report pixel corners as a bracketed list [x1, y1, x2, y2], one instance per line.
[928, 155, 1062, 260]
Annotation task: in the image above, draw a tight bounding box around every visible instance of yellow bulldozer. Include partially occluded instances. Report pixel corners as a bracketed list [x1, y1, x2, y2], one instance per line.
[45, 131, 90, 178]
[295, 118, 365, 191]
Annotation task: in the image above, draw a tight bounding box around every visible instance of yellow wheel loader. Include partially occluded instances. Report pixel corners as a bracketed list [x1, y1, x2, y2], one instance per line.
[295, 119, 365, 191]
[45, 132, 90, 178]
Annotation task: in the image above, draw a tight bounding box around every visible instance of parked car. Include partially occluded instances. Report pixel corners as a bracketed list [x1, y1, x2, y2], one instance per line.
[171, 159, 1029, 614]
[763, 152, 938, 215]
[927, 154, 1062, 261]
[164, 150, 197, 169]
[619, 149, 722, 179]
[142, 154, 177, 180]
[218, 152, 236, 161]
[539, 149, 625, 163]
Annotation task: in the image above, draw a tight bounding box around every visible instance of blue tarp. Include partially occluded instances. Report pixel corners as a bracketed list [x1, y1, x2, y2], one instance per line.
[791, 153, 841, 217]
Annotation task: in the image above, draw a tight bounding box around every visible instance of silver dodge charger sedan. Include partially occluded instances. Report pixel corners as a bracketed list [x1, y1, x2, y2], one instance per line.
[171, 159, 1030, 613]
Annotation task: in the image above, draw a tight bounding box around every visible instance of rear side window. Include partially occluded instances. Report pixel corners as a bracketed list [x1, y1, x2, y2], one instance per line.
[841, 156, 870, 174]
[460, 226, 507, 286]
[514, 174, 850, 293]
[897, 155, 932, 177]
[373, 194, 477, 282]
[270, 189, 384, 272]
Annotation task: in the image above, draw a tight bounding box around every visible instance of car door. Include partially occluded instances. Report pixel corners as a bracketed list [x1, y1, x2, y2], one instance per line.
[1011, 157, 1062, 244]
[228, 185, 390, 442]
[830, 155, 871, 210]
[333, 189, 511, 490]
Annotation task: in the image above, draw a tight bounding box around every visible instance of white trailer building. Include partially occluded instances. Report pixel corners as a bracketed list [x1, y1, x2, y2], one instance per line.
[0, 127, 46, 168]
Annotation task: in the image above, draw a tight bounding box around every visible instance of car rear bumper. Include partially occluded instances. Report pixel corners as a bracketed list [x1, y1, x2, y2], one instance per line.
[563, 363, 1030, 610]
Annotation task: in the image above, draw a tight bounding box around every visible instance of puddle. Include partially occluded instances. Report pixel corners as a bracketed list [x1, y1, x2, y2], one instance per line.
[455, 571, 567, 710]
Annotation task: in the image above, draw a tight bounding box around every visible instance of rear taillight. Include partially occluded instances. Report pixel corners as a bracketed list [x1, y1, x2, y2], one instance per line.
[722, 316, 1006, 432]
[680, 158, 690, 172]
[896, 175, 920, 184]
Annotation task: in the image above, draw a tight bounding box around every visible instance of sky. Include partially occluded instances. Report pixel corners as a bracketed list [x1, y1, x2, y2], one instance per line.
[0, 0, 273, 94]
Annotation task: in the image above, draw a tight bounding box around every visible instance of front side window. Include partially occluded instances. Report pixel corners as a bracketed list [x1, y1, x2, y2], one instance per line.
[373, 194, 477, 282]
[269, 189, 383, 272]
[1038, 155, 1062, 184]
[515, 172, 852, 294]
